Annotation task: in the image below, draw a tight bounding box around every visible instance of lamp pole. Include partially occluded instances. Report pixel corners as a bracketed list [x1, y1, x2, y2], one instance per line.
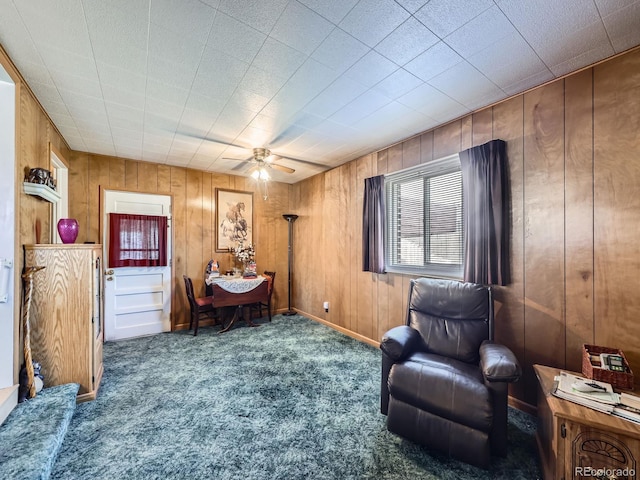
[282, 214, 298, 316]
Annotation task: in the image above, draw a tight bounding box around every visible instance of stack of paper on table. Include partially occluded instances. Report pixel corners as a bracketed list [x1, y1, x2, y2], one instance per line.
[552, 371, 640, 424]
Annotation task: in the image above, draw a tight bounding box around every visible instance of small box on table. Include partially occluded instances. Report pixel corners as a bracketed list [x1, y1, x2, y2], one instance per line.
[582, 344, 634, 390]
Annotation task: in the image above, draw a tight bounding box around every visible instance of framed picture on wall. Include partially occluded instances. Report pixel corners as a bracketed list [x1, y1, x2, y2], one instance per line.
[215, 188, 254, 252]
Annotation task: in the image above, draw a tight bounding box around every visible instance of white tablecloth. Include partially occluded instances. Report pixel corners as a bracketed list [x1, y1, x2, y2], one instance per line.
[205, 274, 264, 293]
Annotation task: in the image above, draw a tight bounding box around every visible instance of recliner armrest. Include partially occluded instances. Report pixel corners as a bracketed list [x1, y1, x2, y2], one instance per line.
[479, 340, 522, 382]
[380, 326, 420, 362]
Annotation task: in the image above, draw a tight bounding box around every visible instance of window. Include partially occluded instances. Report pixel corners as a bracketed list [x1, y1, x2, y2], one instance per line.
[385, 154, 463, 278]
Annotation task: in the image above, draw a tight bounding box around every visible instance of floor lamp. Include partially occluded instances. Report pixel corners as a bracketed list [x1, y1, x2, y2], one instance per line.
[282, 214, 298, 316]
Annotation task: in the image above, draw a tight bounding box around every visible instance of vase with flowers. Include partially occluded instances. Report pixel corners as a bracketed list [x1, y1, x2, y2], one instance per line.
[233, 242, 256, 277]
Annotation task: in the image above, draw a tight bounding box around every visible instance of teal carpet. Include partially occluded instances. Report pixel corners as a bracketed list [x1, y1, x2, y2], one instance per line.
[51, 315, 541, 479]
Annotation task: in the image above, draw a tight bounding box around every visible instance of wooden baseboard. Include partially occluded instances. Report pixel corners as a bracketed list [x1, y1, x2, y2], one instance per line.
[508, 394, 536, 416]
[0, 385, 18, 425]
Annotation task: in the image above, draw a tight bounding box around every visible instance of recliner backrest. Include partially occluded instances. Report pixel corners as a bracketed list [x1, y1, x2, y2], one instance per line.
[407, 278, 493, 364]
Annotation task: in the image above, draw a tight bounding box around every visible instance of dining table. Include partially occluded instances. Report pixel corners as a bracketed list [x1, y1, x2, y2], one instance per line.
[205, 274, 268, 333]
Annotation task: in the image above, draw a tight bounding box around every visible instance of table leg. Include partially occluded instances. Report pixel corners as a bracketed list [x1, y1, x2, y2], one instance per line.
[218, 305, 260, 333]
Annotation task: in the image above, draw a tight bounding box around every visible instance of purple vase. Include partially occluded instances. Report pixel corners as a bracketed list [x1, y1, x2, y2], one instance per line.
[57, 218, 79, 244]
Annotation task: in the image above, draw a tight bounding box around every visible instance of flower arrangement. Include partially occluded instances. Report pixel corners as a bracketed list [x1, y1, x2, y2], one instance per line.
[233, 242, 255, 265]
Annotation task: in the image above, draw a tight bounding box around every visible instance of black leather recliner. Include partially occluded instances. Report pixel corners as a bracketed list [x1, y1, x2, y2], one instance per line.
[380, 278, 521, 469]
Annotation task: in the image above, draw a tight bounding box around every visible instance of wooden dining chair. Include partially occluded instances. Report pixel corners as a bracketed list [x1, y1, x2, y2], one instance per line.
[250, 271, 275, 321]
[183, 275, 219, 336]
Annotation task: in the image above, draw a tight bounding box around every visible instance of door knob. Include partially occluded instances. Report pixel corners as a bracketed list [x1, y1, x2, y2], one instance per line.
[105, 269, 114, 275]
[106, 277, 113, 281]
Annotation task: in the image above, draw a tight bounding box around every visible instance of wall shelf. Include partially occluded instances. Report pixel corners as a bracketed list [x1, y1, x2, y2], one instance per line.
[23, 182, 60, 203]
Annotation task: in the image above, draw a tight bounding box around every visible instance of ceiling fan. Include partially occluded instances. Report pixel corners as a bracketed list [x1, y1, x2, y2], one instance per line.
[224, 147, 296, 177]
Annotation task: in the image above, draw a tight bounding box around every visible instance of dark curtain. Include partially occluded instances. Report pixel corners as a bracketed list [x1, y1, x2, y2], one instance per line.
[459, 139, 509, 285]
[109, 213, 168, 267]
[362, 175, 386, 273]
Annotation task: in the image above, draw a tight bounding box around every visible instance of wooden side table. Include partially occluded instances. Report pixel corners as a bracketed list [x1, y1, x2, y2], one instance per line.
[534, 364, 640, 480]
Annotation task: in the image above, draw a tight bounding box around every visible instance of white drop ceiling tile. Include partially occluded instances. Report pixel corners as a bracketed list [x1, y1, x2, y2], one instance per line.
[248, 113, 289, 138]
[445, 6, 517, 59]
[49, 70, 102, 99]
[502, 69, 556, 97]
[48, 112, 76, 128]
[373, 69, 423, 99]
[329, 89, 392, 126]
[414, 0, 494, 38]
[218, 0, 289, 35]
[146, 79, 190, 107]
[498, 0, 602, 49]
[101, 84, 146, 111]
[404, 41, 464, 82]
[44, 100, 72, 117]
[397, 83, 468, 123]
[0, 2, 40, 59]
[9, 60, 52, 88]
[15, 0, 93, 58]
[338, 0, 410, 48]
[143, 133, 175, 148]
[150, 0, 216, 44]
[395, 0, 430, 14]
[428, 61, 504, 110]
[235, 125, 274, 147]
[147, 56, 199, 92]
[207, 12, 267, 64]
[92, 42, 148, 74]
[96, 62, 146, 93]
[311, 29, 369, 73]
[238, 66, 288, 99]
[116, 148, 143, 160]
[595, 0, 638, 15]
[144, 112, 181, 132]
[549, 41, 616, 77]
[79, 132, 114, 144]
[142, 151, 169, 163]
[303, 76, 368, 117]
[536, 21, 613, 72]
[375, 17, 439, 66]
[468, 32, 552, 91]
[188, 157, 214, 170]
[191, 47, 249, 100]
[148, 23, 206, 68]
[178, 112, 216, 139]
[283, 58, 340, 104]
[184, 92, 226, 118]
[57, 91, 105, 115]
[87, 143, 116, 156]
[27, 81, 64, 105]
[270, 1, 334, 56]
[343, 50, 398, 87]
[226, 89, 271, 114]
[297, 0, 359, 24]
[35, 44, 97, 81]
[112, 127, 144, 143]
[145, 98, 185, 120]
[251, 38, 308, 78]
[601, 1, 640, 52]
[106, 103, 145, 124]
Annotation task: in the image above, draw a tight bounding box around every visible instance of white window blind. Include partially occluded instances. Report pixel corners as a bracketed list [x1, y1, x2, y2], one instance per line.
[385, 154, 463, 278]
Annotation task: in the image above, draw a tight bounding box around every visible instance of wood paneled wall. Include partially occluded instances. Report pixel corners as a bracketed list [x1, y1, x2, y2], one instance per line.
[292, 47, 640, 406]
[66, 152, 292, 329]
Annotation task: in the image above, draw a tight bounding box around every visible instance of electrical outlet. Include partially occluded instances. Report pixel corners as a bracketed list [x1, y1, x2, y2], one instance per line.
[323, 301, 329, 312]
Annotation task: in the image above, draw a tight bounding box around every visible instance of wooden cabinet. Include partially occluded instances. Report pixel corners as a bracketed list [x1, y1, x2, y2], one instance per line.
[534, 365, 640, 480]
[24, 244, 104, 402]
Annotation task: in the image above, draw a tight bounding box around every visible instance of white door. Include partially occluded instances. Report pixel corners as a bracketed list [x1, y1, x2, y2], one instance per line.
[103, 190, 172, 341]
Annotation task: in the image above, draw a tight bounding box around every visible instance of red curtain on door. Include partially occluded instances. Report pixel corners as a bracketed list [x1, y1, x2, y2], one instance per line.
[109, 213, 168, 267]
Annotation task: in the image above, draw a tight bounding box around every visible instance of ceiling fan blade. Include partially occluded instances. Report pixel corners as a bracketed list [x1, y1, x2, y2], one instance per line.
[269, 154, 327, 170]
[270, 163, 295, 174]
[222, 156, 251, 162]
[177, 132, 246, 149]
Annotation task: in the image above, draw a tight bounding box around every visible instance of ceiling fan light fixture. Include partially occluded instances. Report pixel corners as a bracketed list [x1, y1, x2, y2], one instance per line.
[251, 166, 270, 181]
